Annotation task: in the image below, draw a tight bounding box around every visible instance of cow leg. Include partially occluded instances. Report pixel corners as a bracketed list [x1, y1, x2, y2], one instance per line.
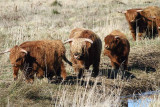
[36, 68, 44, 79]
[60, 62, 67, 80]
[123, 57, 128, 70]
[138, 32, 144, 40]
[130, 30, 136, 41]
[25, 69, 34, 83]
[26, 76, 34, 84]
[78, 68, 84, 79]
[12, 66, 19, 80]
[111, 61, 119, 70]
[91, 61, 100, 77]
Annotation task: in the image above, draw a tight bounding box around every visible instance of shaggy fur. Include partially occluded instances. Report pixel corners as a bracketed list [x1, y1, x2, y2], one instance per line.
[65, 28, 102, 78]
[123, 6, 160, 40]
[9, 40, 71, 83]
[154, 16, 160, 36]
[104, 30, 130, 70]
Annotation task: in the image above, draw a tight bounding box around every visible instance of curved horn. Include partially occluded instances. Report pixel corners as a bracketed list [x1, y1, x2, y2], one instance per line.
[64, 38, 74, 44]
[20, 48, 27, 54]
[118, 10, 127, 14]
[0, 49, 10, 55]
[84, 38, 93, 44]
[115, 36, 120, 39]
[137, 10, 143, 12]
[158, 27, 160, 29]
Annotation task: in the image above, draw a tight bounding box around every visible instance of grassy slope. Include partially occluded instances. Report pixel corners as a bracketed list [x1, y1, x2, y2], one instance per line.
[0, 0, 160, 106]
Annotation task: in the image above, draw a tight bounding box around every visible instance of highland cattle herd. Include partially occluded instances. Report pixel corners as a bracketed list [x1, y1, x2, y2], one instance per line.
[0, 6, 160, 83]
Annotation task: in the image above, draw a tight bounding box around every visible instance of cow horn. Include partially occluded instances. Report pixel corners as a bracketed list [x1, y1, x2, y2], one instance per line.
[64, 38, 74, 44]
[118, 10, 127, 14]
[137, 10, 143, 12]
[115, 36, 120, 39]
[84, 38, 93, 44]
[0, 49, 10, 55]
[20, 48, 27, 54]
[158, 27, 160, 29]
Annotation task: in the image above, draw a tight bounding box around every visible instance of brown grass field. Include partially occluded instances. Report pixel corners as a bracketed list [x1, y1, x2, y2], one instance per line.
[0, 0, 160, 106]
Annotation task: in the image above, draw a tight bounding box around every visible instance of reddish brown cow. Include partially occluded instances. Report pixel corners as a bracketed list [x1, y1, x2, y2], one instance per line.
[64, 28, 102, 78]
[0, 40, 71, 83]
[104, 30, 130, 71]
[120, 6, 160, 40]
[153, 16, 160, 36]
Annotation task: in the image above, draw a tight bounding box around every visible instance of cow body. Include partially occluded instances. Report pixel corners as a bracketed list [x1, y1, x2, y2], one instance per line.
[64, 28, 102, 78]
[104, 30, 130, 70]
[9, 40, 70, 83]
[123, 6, 160, 40]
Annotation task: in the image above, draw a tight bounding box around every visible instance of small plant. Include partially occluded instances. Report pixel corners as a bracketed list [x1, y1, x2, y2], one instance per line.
[51, 0, 62, 7]
[52, 9, 60, 14]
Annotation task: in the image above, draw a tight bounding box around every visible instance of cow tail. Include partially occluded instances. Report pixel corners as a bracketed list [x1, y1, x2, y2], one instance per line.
[62, 55, 72, 66]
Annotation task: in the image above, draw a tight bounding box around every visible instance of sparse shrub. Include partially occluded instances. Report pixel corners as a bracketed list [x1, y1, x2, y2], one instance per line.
[51, 0, 62, 7]
[52, 9, 60, 14]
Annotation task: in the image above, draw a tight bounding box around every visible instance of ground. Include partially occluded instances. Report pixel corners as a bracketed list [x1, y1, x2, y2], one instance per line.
[0, 0, 160, 106]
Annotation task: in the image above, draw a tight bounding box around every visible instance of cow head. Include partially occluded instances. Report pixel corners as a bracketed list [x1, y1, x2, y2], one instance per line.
[120, 9, 143, 23]
[9, 45, 28, 67]
[64, 38, 93, 60]
[104, 35, 121, 50]
[0, 45, 28, 81]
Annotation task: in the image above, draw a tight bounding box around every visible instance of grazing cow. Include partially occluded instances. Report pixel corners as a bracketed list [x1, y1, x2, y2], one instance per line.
[64, 28, 102, 78]
[120, 6, 160, 40]
[0, 40, 72, 83]
[104, 30, 130, 71]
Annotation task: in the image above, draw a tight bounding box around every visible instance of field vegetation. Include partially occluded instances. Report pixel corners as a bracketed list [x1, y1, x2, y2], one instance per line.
[0, 0, 160, 106]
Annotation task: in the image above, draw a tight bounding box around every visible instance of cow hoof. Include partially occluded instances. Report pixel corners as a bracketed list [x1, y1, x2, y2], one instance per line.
[14, 77, 18, 81]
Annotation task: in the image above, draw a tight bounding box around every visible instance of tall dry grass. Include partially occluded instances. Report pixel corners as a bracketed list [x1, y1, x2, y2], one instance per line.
[0, 0, 160, 106]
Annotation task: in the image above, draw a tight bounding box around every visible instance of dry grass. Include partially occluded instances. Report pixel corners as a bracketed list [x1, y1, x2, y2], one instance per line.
[0, 0, 160, 106]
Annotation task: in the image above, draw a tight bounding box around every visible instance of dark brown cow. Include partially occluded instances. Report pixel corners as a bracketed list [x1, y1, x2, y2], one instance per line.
[64, 28, 102, 78]
[104, 30, 130, 71]
[120, 6, 160, 40]
[0, 40, 72, 83]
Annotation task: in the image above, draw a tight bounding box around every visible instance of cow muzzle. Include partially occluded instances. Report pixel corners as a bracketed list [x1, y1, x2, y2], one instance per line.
[74, 55, 80, 59]
[105, 45, 110, 50]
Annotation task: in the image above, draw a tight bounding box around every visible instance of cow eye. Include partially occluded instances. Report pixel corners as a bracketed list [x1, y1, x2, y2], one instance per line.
[74, 52, 80, 56]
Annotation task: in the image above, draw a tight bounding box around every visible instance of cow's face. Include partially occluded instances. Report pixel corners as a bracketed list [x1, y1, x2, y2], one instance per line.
[64, 38, 92, 60]
[9, 46, 27, 67]
[70, 39, 88, 60]
[104, 35, 120, 50]
[124, 9, 142, 24]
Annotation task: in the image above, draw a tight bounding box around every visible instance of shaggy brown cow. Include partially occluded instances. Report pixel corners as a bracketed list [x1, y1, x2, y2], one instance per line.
[151, 16, 160, 36]
[104, 30, 130, 71]
[0, 40, 71, 83]
[120, 6, 160, 40]
[64, 28, 102, 78]
[155, 16, 160, 36]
